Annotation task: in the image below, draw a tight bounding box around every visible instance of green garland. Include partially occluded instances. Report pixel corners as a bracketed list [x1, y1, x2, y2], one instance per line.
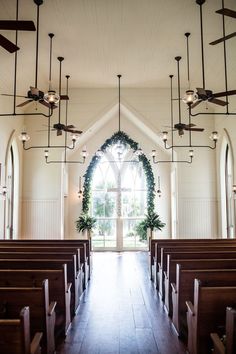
[82, 131, 155, 214]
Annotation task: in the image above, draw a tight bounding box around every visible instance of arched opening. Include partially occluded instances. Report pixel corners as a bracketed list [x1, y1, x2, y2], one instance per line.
[220, 133, 234, 238]
[82, 131, 155, 251]
[4, 137, 20, 239]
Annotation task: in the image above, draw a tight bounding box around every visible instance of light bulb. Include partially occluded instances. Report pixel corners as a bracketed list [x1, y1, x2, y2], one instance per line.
[182, 90, 198, 105]
[135, 148, 143, 156]
[151, 149, 156, 157]
[19, 132, 30, 142]
[162, 131, 168, 142]
[44, 90, 60, 104]
[210, 131, 219, 142]
[189, 149, 194, 158]
[81, 149, 88, 158]
[96, 150, 104, 157]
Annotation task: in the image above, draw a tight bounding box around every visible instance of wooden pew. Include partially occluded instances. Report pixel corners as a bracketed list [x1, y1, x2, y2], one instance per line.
[0, 265, 71, 339]
[186, 279, 236, 354]
[171, 266, 236, 340]
[149, 238, 236, 280]
[0, 279, 56, 354]
[0, 246, 86, 294]
[0, 306, 42, 354]
[162, 250, 236, 312]
[0, 245, 86, 291]
[0, 239, 91, 280]
[211, 307, 236, 354]
[149, 238, 236, 279]
[0, 257, 79, 316]
[159, 245, 236, 296]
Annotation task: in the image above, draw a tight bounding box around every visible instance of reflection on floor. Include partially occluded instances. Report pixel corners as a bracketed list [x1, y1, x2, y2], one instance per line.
[57, 252, 187, 354]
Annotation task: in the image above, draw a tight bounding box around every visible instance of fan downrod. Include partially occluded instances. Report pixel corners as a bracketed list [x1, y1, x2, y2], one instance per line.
[34, 0, 43, 6]
[196, 0, 205, 5]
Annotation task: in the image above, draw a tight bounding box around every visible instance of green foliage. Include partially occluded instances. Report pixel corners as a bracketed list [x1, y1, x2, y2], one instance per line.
[135, 211, 165, 241]
[82, 130, 156, 214]
[135, 220, 148, 241]
[143, 211, 166, 231]
[75, 213, 97, 233]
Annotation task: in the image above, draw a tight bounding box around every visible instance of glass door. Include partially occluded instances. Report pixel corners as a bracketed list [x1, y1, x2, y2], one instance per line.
[91, 143, 148, 251]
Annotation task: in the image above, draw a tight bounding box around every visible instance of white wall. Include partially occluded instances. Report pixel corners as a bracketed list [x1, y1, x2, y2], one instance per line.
[1, 87, 225, 240]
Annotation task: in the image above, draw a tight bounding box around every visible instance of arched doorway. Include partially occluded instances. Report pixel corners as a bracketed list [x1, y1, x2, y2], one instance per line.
[82, 131, 155, 251]
[220, 133, 234, 238]
[4, 137, 20, 239]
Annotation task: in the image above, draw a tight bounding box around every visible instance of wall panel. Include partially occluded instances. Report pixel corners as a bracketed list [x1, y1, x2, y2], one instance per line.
[21, 199, 60, 239]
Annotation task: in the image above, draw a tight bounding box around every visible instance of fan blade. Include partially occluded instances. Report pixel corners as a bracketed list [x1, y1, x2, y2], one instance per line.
[185, 127, 205, 132]
[60, 95, 69, 100]
[191, 100, 202, 109]
[1, 93, 27, 98]
[17, 100, 33, 107]
[0, 20, 36, 31]
[210, 32, 236, 45]
[66, 125, 75, 129]
[72, 130, 83, 134]
[216, 8, 236, 19]
[196, 88, 207, 96]
[30, 86, 39, 96]
[213, 90, 236, 98]
[185, 123, 196, 128]
[57, 130, 62, 136]
[209, 98, 228, 106]
[38, 100, 58, 109]
[0, 34, 19, 53]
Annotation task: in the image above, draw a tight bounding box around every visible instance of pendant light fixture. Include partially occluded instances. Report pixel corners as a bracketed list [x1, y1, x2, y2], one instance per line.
[19, 58, 79, 151]
[0, 0, 51, 118]
[182, 33, 198, 106]
[43, 33, 60, 106]
[185, 0, 236, 117]
[95, 75, 143, 163]
[161, 56, 219, 151]
[152, 74, 194, 164]
[45, 74, 87, 164]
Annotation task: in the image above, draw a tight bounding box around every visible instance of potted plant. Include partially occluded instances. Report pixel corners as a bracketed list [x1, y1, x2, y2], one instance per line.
[136, 211, 165, 241]
[75, 213, 97, 240]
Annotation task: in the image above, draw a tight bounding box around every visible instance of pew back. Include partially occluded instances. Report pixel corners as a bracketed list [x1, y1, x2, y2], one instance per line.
[186, 279, 236, 354]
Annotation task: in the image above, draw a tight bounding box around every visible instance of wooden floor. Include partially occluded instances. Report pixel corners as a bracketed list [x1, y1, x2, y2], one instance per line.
[57, 252, 187, 354]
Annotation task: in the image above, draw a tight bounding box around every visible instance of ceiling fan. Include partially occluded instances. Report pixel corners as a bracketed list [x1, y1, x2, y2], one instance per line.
[52, 123, 82, 136]
[189, 0, 236, 109]
[210, 1, 236, 45]
[0, 0, 36, 53]
[174, 57, 204, 136]
[2, 1, 68, 109]
[52, 63, 82, 137]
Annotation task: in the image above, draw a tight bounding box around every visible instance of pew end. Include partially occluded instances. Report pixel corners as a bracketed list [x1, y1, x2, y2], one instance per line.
[210, 333, 225, 354]
[0, 306, 43, 354]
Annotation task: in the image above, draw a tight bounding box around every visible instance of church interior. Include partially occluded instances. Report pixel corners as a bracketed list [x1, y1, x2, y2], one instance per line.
[0, 0, 236, 353]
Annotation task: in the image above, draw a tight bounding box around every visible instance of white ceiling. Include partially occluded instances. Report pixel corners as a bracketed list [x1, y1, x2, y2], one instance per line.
[0, 0, 236, 94]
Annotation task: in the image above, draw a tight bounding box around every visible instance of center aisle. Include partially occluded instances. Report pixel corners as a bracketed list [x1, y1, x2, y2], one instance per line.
[57, 252, 187, 354]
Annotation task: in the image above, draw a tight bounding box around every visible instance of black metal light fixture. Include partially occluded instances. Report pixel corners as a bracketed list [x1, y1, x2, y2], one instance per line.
[78, 176, 83, 199]
[44, 75, 87, 164]
[184, 0, 236, 117]
[151, 74, 193, 165]
[95, 75, 144, 164]
[43, 33, 60, 106]
[19, 58, 79, 151]
[156, 176, 162, 198]
[0, 0, 52, 118]
[162, 60, 219, 151]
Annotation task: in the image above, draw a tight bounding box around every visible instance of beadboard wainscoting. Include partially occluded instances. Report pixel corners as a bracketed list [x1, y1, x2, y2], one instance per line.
[21, 199, 61, 239]
[178, 197, 218, 239]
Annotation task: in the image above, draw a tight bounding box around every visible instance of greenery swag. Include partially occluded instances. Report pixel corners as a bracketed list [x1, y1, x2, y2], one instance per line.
[82, 130, 156, 214]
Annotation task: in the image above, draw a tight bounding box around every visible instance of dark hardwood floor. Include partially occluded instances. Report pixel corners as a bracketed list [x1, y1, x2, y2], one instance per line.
[57, 252, 187, 354]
